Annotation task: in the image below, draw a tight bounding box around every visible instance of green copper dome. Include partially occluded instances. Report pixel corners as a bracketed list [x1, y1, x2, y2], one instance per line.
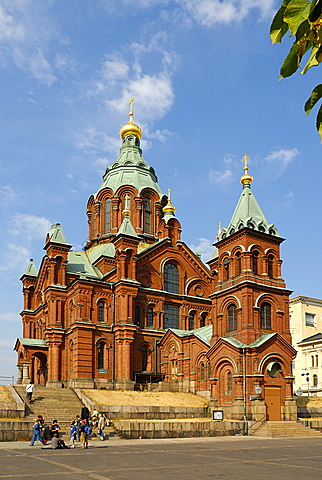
[97, 134, 163, 198]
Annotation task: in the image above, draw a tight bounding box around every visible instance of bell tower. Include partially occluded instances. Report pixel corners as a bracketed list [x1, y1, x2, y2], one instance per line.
[208, 155, 292, 346]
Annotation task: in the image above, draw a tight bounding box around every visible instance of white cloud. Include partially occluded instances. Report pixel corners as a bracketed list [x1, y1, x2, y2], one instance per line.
[102, 0, 275, 25]
[0, 185, 18, 205]
[284, 191, 294, 199]
[0, 1, 67, 85]
[266, 148, 299, 176]
[8, 213, 52, 240]
[208, 168, 233, 184]
[74, 127, 120, 155]
[189, 237, 214, 262]
[0, 243, 30, 272]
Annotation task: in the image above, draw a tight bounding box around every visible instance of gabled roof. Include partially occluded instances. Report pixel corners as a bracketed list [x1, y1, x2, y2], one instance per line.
[168, 325, 212, 346]
[116, 214, 140, 239]
[86, 243, 115, 264]
[223, 332, 276, 349]
[14, 338, 47, 350]
[66, 251, 103, 278]
[300, 332, 322, 344]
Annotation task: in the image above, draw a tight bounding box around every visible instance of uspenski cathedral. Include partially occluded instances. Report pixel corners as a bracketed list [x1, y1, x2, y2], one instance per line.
[15, 99, 297, 421]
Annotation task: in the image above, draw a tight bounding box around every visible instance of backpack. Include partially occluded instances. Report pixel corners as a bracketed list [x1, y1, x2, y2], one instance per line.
[84, 425, 92, 435]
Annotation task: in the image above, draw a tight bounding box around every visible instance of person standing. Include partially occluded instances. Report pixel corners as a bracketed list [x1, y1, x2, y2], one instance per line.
[79, 420, 89, 449]
[26, 382, 34, 402]
[69, 421, 77, 448]
[97, 413, 106, 441]
[81, 404, 90, 425]
[74, 414, 81, 441]
[50, 420, 61, 438]
[30, 418, 45, 446]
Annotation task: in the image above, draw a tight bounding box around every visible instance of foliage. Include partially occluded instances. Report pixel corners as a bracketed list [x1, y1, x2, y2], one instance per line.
[270, 0, 322, 140]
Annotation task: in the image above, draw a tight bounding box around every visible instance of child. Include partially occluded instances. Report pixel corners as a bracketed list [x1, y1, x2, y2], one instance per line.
[70, 421, 77, 448]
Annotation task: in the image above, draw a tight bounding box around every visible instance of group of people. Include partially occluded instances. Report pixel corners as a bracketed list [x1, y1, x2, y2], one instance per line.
[29, 405, 110, 449]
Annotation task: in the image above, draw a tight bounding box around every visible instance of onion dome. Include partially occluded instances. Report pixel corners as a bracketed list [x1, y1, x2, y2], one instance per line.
[240, 154, 253, 186]
[119, 97, 142, 140]
[163, 189, 176, 215]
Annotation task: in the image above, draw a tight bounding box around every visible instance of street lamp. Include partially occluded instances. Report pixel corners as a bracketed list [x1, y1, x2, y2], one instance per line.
[254, 385, 262, 399]
[301, 372, 310, 397]
[296, 387, 303, 397]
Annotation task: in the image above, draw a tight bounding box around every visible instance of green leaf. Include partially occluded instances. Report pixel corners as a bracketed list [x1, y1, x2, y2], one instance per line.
[309, 0, 322, 22]
[270, 1, 292, 43]
[284, 0, 311, 36]
[301, 44, 320, 73]
[280, 42, 300, 78]
[304, 84, 322, 114]
[316, 104, 322, 141]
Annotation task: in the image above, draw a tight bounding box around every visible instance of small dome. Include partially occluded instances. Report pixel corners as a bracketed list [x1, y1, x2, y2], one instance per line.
[119, 97, 142, 140]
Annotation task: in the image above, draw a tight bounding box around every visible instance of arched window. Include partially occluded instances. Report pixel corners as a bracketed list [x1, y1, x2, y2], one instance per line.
[252, 250, 259, 275]
[267, 254, 274, 278]
[260, 302, 272, 330]
[98, 301, 105, 323]
[98, 343, 105, 370]
[223, 257, 229, 281]
[141, 345, 148, 372]
[226, 371, 232, 394]
[313, 374, 318, 388]
[228, 304, 237, 332]
[201, 363, 205, 381]
[208, 363, 212, 379]
[144, 197, 151, 234]
[105, 198, 111, 233]
[189, 312, 195, 330]
[164, 263, 179, 293]
[135, 306, 141, 327]
[235, 252, 241, 276]
[200, 313, 207, 328]
[164, 304, 179, 328]
[147, 307, 153, 327]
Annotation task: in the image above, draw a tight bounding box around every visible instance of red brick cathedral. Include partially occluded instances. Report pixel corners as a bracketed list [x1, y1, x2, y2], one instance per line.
[15, 103, 296, 420]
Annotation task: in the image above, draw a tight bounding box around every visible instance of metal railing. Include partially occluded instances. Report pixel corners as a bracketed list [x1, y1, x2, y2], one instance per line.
[0, 375, 14, 385]
[247, 415, 266, 435]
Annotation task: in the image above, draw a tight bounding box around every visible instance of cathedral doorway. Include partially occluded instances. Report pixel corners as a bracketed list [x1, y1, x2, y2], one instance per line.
[32, 353, 48, 385]
[264, 386, 281, 421]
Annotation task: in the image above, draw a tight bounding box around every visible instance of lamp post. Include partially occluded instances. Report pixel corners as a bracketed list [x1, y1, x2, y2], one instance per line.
[301, 372, 310, 397]
[254, 385, 262, 399]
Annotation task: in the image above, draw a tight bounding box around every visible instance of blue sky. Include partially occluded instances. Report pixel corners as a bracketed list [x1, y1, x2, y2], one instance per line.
[1, 0, 321, 382]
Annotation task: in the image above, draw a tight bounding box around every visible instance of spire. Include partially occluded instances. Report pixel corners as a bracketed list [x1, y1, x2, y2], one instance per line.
[217, 155, 279, 240]
[119, 97, 142, 140]
[47, 223, 69, 245]
[25, 259, 38, 277]
[117, 205, 139, 239]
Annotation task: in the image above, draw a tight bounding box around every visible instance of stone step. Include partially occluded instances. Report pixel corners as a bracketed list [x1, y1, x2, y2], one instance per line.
[251, 421, 322, 438]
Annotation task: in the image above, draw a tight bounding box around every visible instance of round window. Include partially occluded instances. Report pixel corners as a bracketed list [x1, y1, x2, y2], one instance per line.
[267, 361, 282, 378]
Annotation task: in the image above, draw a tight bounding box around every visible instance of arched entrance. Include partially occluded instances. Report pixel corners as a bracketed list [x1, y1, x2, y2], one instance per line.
[32, 352, 48, 385]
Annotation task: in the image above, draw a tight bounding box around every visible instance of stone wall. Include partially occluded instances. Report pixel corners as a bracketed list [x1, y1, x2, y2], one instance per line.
[0, 386, 25, 418]
[113, 420, 244, 439]
[0, 421, 33, 442]
[99, 405, 209, 420]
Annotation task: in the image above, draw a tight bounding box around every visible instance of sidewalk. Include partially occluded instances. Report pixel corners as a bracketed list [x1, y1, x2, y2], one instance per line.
[0, 435, 267, 449]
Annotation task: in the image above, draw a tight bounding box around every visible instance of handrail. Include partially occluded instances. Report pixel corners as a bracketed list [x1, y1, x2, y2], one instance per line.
[0, 375, 14, 384]
[248, 415, 266, 434]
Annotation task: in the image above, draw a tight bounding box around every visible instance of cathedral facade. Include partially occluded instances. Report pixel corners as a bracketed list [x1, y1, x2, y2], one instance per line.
[15, 104, 296, 420]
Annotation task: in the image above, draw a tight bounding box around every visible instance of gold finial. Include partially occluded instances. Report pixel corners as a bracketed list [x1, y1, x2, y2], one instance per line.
[240, 154, 253, 186]
[122, 194, 131, 216]
[163, 188, 176, 214]
[119, 96, 142, 139]
[216, 221, 222, 240]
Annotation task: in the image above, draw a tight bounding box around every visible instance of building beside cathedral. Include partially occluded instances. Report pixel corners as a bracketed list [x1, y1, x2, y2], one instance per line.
[15, 103, 296, 420]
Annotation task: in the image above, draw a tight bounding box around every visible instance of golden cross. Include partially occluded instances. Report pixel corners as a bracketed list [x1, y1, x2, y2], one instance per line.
[242, 154, 249, 172]
[129, 97, 134, 114]
[167, 188, 171, 201]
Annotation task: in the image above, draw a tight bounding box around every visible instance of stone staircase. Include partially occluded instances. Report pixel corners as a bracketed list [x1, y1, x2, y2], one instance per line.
[13, 385, 120, 441]
[250, 421, 322, 438]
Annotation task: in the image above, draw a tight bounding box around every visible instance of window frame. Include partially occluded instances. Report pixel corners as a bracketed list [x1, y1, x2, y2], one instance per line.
[164, 263, 179, 294]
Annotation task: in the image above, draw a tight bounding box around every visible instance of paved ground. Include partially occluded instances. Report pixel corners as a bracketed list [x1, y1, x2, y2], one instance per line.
[1, 436, 322, 480]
